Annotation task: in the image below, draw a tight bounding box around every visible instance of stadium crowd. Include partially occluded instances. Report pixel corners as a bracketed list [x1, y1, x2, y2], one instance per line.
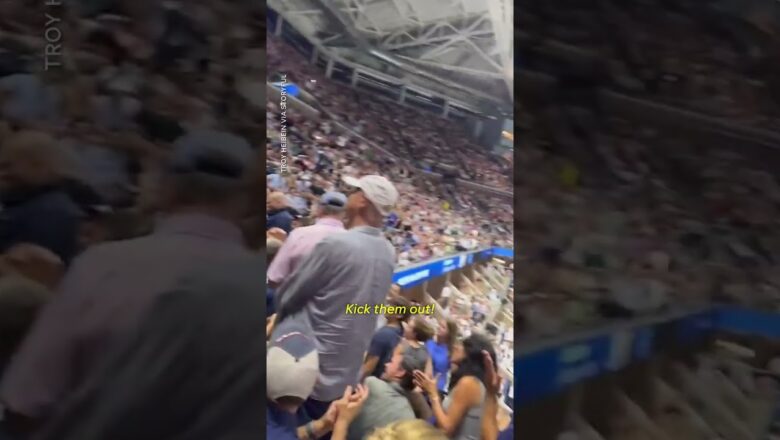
[266, 30, 515, 439]
[518, 0, 780, 133]
[267, 36, 512, 266]
[268, 36, 513, 191]
[0, 2, 515, 440]
[516, 97, 780, 338]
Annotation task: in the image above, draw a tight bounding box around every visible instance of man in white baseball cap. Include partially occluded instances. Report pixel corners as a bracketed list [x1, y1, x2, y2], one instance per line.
[340, 175, 399, 221]
[272, 175, 398, 428]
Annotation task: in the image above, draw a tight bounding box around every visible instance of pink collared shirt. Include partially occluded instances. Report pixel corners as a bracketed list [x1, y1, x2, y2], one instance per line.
[267, 217, 345, 284]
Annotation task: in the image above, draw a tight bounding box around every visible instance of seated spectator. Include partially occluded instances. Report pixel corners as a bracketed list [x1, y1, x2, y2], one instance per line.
[0, 131, 83, 265]
[414, 333, 497, 439]
[268, 191, 295, 234]
[426, 319, 459, 399]
[361, 296, 412, 381]
[361, 419, 447, 440]
[348, 341, 430, 440]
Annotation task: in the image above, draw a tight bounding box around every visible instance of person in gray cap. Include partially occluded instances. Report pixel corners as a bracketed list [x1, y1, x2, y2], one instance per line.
[271, 174, 399, 434]
[267, 191, 347, 289]
[0, 130, 258, 435]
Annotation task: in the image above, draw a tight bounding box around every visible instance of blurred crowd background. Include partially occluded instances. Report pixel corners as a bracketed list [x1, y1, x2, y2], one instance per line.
[0, 0, 517, 438]
[518, 0, 780, 131]
[516, 0, 780, 339]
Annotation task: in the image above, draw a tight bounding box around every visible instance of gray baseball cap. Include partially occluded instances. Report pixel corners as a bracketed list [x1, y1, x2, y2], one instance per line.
[169, 130, 254, 179]
[320, 191, 347, 210]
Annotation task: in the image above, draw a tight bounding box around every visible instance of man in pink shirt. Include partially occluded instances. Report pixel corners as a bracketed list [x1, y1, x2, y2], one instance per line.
[267, 191, 346, 288]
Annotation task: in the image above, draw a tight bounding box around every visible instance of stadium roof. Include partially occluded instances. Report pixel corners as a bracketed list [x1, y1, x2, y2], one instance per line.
[268, 0, 513, 112]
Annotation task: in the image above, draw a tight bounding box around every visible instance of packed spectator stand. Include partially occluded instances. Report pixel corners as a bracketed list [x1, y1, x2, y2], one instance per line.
[0, 0, 514, 438]
[518, 101, 780, 335]
[267, 35, 513, 266]
[518, 0, 780, 133]
[265, 20, 514, 440]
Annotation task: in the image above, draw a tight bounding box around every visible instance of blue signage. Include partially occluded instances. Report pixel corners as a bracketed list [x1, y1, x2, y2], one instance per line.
[632, 326, 654, 361]
[392, 247, 512, 288]
[273, 82, 300, 97]
[493, 247, 513, 258]
[676, 311, 714, 344]
[393, 265, 434, 288]
[515, 306, 780, 407]
[517, 336, 611, 406]
[713, 307, 780, 339]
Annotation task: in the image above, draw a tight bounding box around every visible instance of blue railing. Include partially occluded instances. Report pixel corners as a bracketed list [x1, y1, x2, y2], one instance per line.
[515, 306, 780, 407]
[392, 247, 513, 288]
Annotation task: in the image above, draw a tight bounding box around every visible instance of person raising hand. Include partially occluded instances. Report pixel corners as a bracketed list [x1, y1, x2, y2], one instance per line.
[331, 385, 370, 440]
[413, 334, 496, 440]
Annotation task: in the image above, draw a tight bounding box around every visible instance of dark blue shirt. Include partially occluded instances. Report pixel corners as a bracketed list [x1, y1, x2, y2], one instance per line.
[425, 339, 450, 392]
[0, 187, 81, 264]
[267, 402, 299, 440]
[266, 286, 276, 317]
[367, 325, 403, 378]
[267, 209, 294, 234]
[498, 423, 514, 440]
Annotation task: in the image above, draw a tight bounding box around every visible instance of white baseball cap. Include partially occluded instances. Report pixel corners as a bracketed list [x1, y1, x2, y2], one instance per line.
[342, 175, 399, 216]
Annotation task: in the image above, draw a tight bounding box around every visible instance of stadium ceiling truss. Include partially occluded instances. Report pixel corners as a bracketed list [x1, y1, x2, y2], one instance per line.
[273, 0, 513, 107]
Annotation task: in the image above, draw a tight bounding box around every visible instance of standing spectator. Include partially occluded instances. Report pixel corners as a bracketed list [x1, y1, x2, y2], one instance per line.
[0, 132, 83, 265]
[0, 131, 257, 435]
[360, 296, 411, 381]
[268, 191, 347, 288]
[272, 174, 399, 432]
[33, 258, 267, 440]
[268, 191, 295, 234]
[426, 319, 459, 398]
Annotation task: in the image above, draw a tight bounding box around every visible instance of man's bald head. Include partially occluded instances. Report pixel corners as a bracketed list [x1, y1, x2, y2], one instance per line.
[0, 131, 78, 191]
[267, 192, 288, 210]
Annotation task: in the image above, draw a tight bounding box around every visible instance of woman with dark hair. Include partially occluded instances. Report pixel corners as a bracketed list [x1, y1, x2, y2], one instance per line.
[425, 319, 458, 399]
[413, 333, 497, 440]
